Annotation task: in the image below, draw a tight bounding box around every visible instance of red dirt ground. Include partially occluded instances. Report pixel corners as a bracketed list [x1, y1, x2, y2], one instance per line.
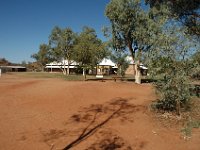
[0, 74, 199, 150]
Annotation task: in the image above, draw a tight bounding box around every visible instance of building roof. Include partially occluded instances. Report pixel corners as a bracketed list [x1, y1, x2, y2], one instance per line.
[98, 58, 116, 66]
[45, 65, 77, 69]
[45, 58, 148, 69]
[46, 60, 79, 66]
[140, 65, 148, 70]
[0, 66, 26, 69]
[46, 60, 79, 69]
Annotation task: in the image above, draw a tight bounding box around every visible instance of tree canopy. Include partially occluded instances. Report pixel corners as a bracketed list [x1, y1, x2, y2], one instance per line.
[49, 26, 76, 75]
[105, 0, 199, 114]
[73, 26, 108, 80]
[31, 44, 50, 71]
[145, 0, 200, 36]
[105, 0, 167, 83]
[0, 58, 11, 66]
[110, 51, 129, 77]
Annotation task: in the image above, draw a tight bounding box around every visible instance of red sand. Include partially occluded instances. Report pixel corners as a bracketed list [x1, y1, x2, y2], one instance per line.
[0, 74, 199, 150]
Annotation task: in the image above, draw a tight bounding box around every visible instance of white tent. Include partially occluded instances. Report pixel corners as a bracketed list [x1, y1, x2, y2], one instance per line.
[98, 58, 116, 66]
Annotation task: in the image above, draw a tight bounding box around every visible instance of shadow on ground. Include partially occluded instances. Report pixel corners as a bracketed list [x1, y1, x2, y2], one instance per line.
[40, 98, 147, 150]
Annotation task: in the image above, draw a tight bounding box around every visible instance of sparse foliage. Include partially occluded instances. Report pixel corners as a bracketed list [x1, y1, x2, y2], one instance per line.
[145, 0, 200, 36]
[105, 0, 168, 84]
[0, 58, 11, 66]
[190, 50, 200, 79]
[148, 25, 198, 114]
[110, 51, 129, 77]
[49, 26, 76, 75]
[31, 44, 50, 71]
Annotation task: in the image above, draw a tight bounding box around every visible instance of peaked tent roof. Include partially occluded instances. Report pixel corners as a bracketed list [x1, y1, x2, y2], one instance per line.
[98, 58, 116, 66]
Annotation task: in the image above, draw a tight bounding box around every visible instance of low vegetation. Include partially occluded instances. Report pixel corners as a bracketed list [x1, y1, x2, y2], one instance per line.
[9, 72, 137, 81]
[182, 120, 200, 137]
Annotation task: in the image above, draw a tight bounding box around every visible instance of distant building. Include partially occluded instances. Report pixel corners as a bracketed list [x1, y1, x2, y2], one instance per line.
[96, 58, 118, 75]
[45, 60, 79, 74]
[125, 56, 148, 76]
[0, 66, 26, 72]
[45, 57, 148, 76]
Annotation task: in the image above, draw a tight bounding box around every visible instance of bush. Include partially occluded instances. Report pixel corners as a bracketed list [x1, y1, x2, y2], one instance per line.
[151, 61, 192, 114]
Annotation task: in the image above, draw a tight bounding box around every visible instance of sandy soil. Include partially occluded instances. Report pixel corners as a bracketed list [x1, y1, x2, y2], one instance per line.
[0, 74, 199, 150]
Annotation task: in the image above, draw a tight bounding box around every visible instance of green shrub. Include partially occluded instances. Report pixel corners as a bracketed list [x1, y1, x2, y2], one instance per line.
[181, 120, 200, 136]
[154, 72, 192, 114]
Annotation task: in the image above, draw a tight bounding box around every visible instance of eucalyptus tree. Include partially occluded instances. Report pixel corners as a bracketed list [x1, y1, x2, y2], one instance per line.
[49, 26, 76, 75]
[31, 44, 51, 71]
[145, 0, 200, 36]
[110, 51, 129, 77]
[146, 23, 199, 115]
[105, 0, 200, 114]
[105, 0, 168, 83]
[73, 26, 108, 80]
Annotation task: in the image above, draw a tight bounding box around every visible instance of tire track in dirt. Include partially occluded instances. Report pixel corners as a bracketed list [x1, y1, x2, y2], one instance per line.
[0, 80, 42, 94]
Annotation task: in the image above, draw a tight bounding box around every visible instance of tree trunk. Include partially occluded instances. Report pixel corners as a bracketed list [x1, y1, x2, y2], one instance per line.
[83, 68, 85, 76]
[84, 73, 87, 81]
[127, 40, 136, 78]
[67, 60, 70, 76]
[119, 65, 122, 76]
[63, 60, 67, 75]
[63, 69, 67, 75]
[176, 99, 181, 116]
[83, 68, 86, 81]
[135, 61, 142, 84]
[41, 67, 44, 72]
[135, 47, 142, 84]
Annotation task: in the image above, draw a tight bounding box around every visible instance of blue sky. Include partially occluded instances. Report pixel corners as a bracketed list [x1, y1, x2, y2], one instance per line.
[0, 0, 110, 63]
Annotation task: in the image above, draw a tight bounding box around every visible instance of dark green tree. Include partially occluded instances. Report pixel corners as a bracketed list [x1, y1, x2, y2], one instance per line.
[73, 26, 108, 80]
[0, 58, 11, 66]
[31, 44, 50, 71]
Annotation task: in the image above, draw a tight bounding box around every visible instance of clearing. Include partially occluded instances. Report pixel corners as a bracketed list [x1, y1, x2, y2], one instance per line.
[0, 73, 199, 150]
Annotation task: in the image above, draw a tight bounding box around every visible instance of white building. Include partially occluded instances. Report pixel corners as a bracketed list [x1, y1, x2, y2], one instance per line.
[45, 60, 79, 73]
[45, 57, 148, 75]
